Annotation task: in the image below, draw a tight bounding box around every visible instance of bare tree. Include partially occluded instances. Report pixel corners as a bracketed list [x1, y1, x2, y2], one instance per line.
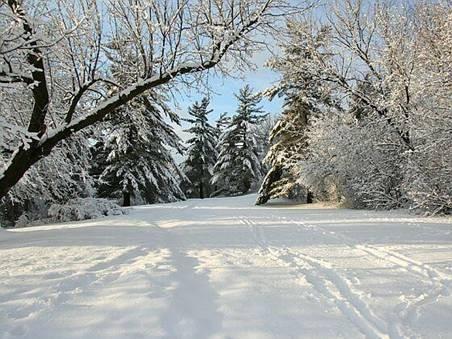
[0, 0, 305, 200]
[298, 0, 419, 149]
[270, 0, 451, 212]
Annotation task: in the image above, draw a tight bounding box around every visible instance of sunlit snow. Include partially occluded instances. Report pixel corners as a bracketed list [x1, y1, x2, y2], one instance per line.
[1, 195, 451, 338]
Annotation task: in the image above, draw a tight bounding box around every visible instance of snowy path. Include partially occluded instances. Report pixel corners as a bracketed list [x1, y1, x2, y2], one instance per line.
[1, 195, 452, 339]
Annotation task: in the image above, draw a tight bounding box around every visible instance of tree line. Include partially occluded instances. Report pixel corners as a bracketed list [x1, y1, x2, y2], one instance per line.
[93, 84, 271, 207]
[1, 0, 451, 225]
[257, 0, 451, 214]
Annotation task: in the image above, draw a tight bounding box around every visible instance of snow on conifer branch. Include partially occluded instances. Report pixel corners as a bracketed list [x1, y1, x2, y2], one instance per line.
[0, 0, 307, 201]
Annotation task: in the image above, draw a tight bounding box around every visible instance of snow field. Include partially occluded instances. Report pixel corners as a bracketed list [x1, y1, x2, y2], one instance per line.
[1, 195, 451, 338]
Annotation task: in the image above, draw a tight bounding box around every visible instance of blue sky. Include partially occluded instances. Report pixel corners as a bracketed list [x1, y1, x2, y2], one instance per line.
[175, 60, 284, 122]
[170, 0, 334, 140]
[171, 50, 284, 143]
[171, 0, 332, 132]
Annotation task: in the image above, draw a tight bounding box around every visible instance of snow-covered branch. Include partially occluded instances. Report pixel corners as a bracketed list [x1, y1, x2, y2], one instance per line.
[0, 0, 304, 200]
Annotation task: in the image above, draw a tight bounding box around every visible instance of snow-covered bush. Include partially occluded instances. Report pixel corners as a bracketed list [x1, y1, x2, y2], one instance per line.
[404, 150, 451, 215]
[258, 2, 451, 214]
[0, 133, 95, 224]
[48, 198, 126, 222]
[14, 214, 30, 228]
[401, 6, 452, 215]
[300, 112, 406, 209]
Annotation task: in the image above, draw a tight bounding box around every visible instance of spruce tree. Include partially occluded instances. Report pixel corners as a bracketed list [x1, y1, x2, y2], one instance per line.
[211, 85, 266, 196]
[182, 98, 218, 198]
[256, 25, 334, 205]
[92, 38, 185, 206]
[253, 115, 276, 167]
[215, 112, 231, 136]
[95, 94, 186, 206]
[256, 97, 310, 205]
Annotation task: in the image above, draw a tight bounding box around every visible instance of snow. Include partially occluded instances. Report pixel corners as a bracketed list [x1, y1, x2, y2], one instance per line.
[1, 194, 451, 339]
[48, 198, 126, 222]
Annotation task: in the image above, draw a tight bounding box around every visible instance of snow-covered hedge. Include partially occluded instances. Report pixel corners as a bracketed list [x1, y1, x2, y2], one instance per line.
[48, 198, 126, 222]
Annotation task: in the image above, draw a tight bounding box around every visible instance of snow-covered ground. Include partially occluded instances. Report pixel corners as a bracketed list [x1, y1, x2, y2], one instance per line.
[1, 195, 452, 339]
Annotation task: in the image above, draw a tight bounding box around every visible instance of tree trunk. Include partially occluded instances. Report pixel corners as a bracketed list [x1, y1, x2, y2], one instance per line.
[255, 166, 283, 205]
[123, 191, 131, 207]
[199, 181, 204, 199]
[0, 28, 262, 200]
[199, 164, 205, 199]
[0, 145, 43, 200]
[306, 190, 313, 204]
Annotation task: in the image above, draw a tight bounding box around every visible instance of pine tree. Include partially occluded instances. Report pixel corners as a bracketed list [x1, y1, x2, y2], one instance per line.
[95, 93, 186, 206]
[92, 38, 185, 206]
[253, 115, 276, 166]
[256, 98, 311, 205]
[215, 112, 231, 136]
[182, 98, 218, 198]
[211, 85, 266, 196]
[256, 24, 334, 205]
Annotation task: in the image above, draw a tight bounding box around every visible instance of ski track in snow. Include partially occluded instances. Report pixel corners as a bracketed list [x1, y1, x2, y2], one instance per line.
[1, 194, 452, 338]
[356, 244, 450, 339]
[241, 216, 390, 339]
[280, 216, 451, 339]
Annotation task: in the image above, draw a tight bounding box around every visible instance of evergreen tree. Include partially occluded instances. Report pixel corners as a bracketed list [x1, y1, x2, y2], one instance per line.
[253, 115, 276, 167]
[256, 97, 310, 205]
[211, 85, 266, 196]
[256, 24, 334, 205]
[182, 98, 218, 198]
[215, 112, 231, 136]
[94, 93, 186, 206]
[92, 38, 185, 206]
